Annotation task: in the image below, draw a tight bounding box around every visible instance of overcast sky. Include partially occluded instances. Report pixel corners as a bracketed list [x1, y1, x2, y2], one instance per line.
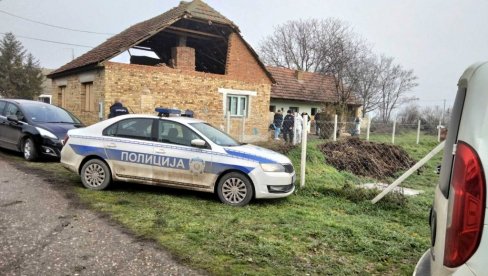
[1, 0, 488, 108]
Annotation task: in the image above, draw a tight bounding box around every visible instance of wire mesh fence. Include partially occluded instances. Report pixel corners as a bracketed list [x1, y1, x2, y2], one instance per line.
[259, 114, 445, 199]
[220, 111, 444, 199]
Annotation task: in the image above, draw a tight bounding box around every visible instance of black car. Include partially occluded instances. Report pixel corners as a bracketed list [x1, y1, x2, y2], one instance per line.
[0, 99, 83, 161]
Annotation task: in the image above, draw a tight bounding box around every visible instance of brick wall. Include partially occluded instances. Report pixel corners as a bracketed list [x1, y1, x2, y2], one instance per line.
[51, 70, 105, 124]
[226, 33, 270, 83]
[104, 62, 271, 142]
[171, 46, 195, 71]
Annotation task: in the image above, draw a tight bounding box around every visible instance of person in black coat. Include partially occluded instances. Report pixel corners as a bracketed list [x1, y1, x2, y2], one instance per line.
[273, 110, 284, 139]
[108, 99, 129, 118]
[282, 110, 295, 143]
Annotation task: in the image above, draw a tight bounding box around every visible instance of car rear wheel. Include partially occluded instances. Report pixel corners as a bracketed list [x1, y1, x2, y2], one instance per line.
[217, 172, 253, 206]
[23, 138, 38, 161]
[81, 159, 111, 190]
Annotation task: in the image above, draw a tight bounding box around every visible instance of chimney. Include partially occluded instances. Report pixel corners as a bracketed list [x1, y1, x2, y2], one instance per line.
[171, 35, 195, 71]
[295, 70, 305, 81]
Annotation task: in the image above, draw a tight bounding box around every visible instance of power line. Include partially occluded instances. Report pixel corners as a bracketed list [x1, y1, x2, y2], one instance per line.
[0, 32, 95, 48]
[0, 9, 114, 36]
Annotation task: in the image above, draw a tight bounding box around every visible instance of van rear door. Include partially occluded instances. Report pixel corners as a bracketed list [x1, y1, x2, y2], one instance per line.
[430, 62, 488, 274]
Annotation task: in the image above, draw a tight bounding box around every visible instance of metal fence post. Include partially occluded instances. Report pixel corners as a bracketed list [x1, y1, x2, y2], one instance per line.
[333, 114, 338, 142]
[417, 119, 421, 144]
[392, 119, 396, 144]
[300, 114, 308, 188]
[366, 117, 371, 141]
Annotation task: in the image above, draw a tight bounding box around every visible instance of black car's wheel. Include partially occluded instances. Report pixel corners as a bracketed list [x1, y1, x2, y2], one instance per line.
[23, 138, 38, 161]
[217, 172, 253, 206]
[80, 159, 112, 190]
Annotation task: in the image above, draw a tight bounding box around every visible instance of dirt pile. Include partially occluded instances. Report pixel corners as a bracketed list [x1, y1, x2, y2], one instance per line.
[319, 138, 415, 179]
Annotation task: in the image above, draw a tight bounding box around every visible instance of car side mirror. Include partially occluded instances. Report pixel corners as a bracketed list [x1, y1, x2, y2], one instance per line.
[191, 139, 206, 148]
[7, 115, 19, 123]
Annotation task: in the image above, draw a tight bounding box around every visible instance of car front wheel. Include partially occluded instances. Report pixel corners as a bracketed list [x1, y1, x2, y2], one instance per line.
[23, 137, 38, 161]
[80, 159, 112, 190]
[217, 172, 253, 206]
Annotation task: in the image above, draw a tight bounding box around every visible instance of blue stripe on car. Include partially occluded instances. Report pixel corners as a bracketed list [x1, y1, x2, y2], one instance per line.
[69, 144, 254, 174]
[224, 148, 277, 164]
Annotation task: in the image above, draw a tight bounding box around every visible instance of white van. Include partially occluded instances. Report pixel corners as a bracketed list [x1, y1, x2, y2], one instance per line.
[414, 62, 488, 275]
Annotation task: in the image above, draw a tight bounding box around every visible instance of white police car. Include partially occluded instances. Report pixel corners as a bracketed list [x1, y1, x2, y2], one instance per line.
[60, 109, 295, 206]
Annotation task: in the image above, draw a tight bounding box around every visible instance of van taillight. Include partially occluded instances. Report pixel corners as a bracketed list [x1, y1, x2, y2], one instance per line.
[444, 141, 486, 267]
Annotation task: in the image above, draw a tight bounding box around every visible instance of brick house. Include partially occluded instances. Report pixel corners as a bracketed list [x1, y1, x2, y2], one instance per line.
[48, 0, 274, 142]
[267, 66, 362, 120]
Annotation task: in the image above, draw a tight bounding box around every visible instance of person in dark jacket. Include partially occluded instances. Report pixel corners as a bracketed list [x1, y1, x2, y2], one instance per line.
[273, 110, 284, 140]
[108, 99, 129, 118]
[282, 110, 295, 143]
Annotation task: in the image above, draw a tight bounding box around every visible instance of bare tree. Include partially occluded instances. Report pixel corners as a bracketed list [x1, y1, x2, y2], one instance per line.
[348, 54, 382, 118]
[398, 103, 421, 124]
[260, 18, 369, 121]
[259, 19, 322, 72]
[377, 56, 418, 123]
[259, 19, 418, 123]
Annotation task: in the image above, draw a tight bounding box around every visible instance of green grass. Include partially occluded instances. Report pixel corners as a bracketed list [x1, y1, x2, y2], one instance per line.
[9, 132, 442, 275]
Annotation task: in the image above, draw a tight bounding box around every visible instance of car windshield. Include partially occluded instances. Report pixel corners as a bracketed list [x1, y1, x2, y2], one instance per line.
[22, 103, 81, 124]
[190, 122, 240, 147]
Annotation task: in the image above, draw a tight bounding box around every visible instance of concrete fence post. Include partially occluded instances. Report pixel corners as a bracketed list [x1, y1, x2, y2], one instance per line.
[300, 114, 308, 188]
[417, 119, 421, 145]
[437, 119, 442, 142]
[226, 111, 231, 134]
[333, 114, 338, 142]
[366, 117, 371, 141]
[241, 110, 246, 143]
[392, 119, 397, 144]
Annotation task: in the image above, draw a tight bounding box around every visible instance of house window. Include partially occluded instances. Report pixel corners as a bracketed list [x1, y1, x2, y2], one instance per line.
[227, 95, 248, 117]
[289, 106, 299, 113]
[81, 82, 95, 112]
[311, 108, 318, 116]
[269, 105, 276, 112]
[58, 86, 66, 108]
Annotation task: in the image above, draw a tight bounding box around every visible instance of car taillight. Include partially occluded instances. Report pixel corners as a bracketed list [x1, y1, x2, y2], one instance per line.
[62, 135, 69, 146]
[444, 141, 486, 267]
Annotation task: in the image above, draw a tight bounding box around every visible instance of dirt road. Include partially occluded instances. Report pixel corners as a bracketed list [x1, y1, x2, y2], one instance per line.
[0, 155, 202, 276]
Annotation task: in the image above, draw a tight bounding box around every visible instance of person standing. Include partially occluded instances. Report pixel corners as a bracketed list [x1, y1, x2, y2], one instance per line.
[108, 99, 129, 118]
[353, 116, 362, 136]
[273, 110, 284, 140]
[282, 110, 295, 143]
[314, 112, 321, 135]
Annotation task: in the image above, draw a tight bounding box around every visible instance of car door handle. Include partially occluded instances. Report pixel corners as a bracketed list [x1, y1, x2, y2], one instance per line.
[154, 148, 166, 154]
[105, 143, 117, 148]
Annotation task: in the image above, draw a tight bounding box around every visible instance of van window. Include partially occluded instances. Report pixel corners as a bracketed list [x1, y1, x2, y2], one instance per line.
[439, 87, 466, 198]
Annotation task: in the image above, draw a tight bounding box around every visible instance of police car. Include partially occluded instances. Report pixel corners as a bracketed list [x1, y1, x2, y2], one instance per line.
[61, 108, 295, 206]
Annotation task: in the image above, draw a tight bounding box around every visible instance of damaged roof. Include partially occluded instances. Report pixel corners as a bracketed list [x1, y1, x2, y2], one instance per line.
[267, 66, 361, 105]
[48, 0, 245, 78]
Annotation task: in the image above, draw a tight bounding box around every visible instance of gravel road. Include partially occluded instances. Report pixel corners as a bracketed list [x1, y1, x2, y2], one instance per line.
[0, 154, 203, 276]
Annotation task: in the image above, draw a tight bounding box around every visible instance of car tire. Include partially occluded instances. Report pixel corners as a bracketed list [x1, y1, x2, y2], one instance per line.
[80, 159, 112, 190]
[217, 172, 253, 206]
[23, 137, 38, 161]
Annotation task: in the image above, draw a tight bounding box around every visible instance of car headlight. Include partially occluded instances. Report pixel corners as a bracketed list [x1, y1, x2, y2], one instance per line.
[260, 163, 286, 172]
[35, 127, 58, 140]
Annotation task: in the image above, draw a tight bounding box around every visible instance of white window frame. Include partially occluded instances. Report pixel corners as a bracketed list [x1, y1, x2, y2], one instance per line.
[218, 88, 256, 118]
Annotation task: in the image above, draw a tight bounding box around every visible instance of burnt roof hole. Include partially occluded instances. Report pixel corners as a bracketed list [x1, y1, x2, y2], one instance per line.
[129, 19, 231, 75]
